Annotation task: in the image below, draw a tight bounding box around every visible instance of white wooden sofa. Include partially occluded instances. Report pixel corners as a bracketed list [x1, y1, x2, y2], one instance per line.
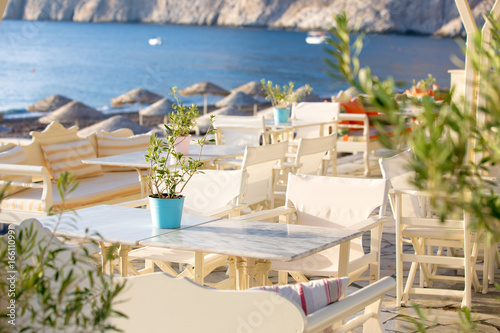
[0, 121, 147, 223]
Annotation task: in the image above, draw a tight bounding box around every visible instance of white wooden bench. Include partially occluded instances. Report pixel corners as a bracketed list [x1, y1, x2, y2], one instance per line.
[0, 121, 144, 223]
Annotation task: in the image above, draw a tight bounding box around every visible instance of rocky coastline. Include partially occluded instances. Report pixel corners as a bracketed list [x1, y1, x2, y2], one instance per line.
[2, 0, 495, 38]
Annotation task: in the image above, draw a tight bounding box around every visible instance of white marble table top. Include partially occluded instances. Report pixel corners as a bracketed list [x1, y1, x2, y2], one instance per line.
[139, 219, 363, 261]
[36, 205, 219, 246]
[83, 144, 246, 169]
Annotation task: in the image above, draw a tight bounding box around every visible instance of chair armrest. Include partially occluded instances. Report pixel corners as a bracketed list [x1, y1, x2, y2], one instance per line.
[0, 164, 53, 212]
[349, 215, 392, 232]
[306, 276, 395, 332]
[233, 206, 296, 222]
[338, 113, 369, 122]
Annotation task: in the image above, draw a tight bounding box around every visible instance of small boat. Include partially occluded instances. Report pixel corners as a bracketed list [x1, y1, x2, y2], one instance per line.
[305, 31, 327, 45]
[148, 37, 162, 46]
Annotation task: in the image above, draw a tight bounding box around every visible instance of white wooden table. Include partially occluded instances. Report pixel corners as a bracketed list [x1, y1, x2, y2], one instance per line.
[140, 219, 363, 289]
[36, 205, 219, 276]
[82, 145, 246, 196]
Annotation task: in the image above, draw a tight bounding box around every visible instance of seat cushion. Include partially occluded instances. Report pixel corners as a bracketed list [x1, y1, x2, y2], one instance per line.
[41, 139, 103, 179]
[0, 146, 32, 196]
[1, 171, 141, 212]
[251, 277, 349, 315]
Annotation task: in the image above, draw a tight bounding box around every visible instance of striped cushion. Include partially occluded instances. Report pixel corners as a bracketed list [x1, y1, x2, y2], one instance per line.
[96, 133, 150, 157]
[96, 133, 150, 172]
[0, 171, 141, 212]
[41, 139, 103, 179]
[251, 277, 349, 315]
[0, 146, 32, 196]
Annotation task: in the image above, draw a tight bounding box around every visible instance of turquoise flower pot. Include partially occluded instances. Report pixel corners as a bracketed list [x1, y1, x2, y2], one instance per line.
[273, 107, 290, 124]
[148, 195, 185, 229]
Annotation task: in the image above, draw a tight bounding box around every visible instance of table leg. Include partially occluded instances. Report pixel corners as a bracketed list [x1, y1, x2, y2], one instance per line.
[118, 245, 131, 277]
[255, 260, 271, 286]
[99, 242, 114, 275]
[338, 241, 351, 278]
[194, 251, 204, 285]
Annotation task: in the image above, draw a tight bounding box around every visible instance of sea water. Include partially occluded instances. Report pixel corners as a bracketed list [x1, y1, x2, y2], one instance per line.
[0, 20, 463, 119]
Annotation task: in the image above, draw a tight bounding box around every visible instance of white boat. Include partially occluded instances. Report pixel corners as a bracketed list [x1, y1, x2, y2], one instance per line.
[148, 37, 162, 46]
[305, 31, 327, 44]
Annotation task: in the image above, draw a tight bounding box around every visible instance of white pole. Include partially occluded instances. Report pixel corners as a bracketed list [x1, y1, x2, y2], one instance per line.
[203, 94, 208, 115]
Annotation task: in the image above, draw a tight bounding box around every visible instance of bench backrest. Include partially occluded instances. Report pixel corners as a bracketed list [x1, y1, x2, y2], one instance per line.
[19, 121, 133, 169]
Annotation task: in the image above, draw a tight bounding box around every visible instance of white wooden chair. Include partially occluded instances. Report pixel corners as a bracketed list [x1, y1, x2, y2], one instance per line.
[284, 134, 337, 177]
[237, 173, 390, 285]
[213, 115, 267, 146]
[111, 272, 395, 333]
[239, 141, 288, 209]
[121, 169, 247, 288]
[379, 151, 482, 307]
[393, 189, 480, 308]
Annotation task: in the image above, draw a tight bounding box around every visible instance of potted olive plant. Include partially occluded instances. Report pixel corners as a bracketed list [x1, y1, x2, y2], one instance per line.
[145, 87, 215, 228]
[260, 79, 311, 123]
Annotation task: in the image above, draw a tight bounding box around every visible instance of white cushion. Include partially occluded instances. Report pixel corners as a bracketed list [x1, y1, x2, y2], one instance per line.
[0, 146, 32, 196]
[41, 139, 103, 179]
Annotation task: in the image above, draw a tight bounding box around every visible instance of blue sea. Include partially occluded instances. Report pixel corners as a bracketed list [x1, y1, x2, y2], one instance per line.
[0, 20, 464, 119]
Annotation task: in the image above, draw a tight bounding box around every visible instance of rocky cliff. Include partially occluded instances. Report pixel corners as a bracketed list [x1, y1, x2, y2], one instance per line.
[2, 0, 495, 37]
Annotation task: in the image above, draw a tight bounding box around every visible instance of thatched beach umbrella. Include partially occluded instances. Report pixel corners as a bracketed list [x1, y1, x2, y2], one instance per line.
[215, 91, 259, 115]
[179, 81, 229, 115]
[39, 101, 106, 124]
[78, 115, 151, 137]
[27, 94, 72, 112]
[139, 98, 174, 125]
[111, 88, 163, 108]
[232, 81, 265, 97]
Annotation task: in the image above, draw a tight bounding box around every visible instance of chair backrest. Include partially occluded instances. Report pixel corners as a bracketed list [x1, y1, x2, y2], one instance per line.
[181, 169, 247, 214]
[291, 102, 339, 139]
[241, 141, 288, 206]
[213, 115, 266, 146]
[295, 134, 336, 176]
[379, 149, 425, 217]
[285, 173, 388, 228]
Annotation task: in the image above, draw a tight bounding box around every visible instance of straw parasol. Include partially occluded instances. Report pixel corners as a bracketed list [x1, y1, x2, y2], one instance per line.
[27, 94, 72, 112]
[111, 88, 163, 108]
[215, 91, 259, 115]
[232, 81, 265, 97]
[78, 115, 151, 137]
[39, 100, 106, 124]
[139, 98, 174, 125]
[179, 81, 229, 115]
